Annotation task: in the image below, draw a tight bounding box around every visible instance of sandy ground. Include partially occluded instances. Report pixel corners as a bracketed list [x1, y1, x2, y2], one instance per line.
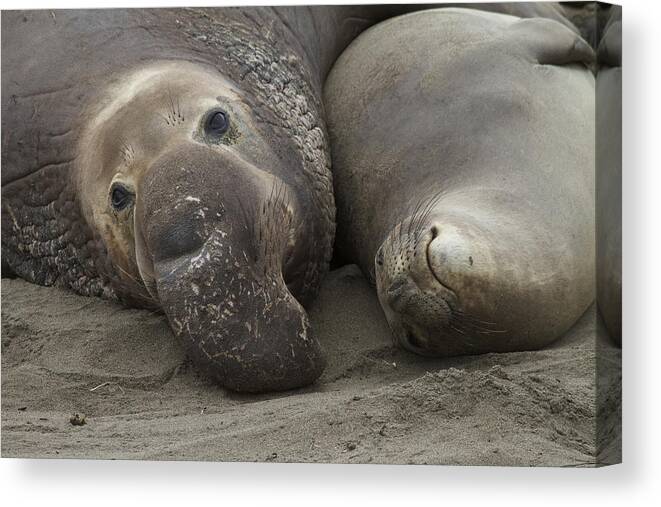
[1, 265, 621, 465]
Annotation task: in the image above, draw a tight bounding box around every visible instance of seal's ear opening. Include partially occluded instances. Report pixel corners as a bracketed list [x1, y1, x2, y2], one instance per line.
[510, 17, 595, 67]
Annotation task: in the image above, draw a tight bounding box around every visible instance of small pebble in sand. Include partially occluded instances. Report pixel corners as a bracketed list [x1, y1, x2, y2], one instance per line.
[69, 413, 86, 426]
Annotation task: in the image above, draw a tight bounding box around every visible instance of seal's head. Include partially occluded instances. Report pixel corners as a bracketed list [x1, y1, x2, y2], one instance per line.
[77, 61, 325, 392]
[374, 195, 511, 357]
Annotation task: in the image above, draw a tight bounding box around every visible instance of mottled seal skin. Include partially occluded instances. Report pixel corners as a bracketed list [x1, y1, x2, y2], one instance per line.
[596, 5, 622, 345]
[1, 6, 388, 392]
[325, 8, 595, 356]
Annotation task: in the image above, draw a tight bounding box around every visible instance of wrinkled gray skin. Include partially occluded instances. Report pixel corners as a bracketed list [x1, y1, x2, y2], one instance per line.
[596, 5, 622, 345]
[325, 8, 595, 356]
[1, 6, 396, 393]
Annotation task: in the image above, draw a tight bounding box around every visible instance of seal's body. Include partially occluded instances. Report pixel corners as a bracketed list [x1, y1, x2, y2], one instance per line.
[1, 7, 385, 392]
[325, 8, 595, 356]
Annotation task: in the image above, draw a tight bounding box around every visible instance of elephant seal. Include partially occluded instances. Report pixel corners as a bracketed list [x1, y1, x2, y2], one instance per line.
[596, 5, 622, 345]
[325, 8, 595, 356]
[1, 6, 391, 392]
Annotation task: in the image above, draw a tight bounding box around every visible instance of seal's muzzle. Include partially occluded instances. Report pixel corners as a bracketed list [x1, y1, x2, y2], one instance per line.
[136, 146, 325, 392]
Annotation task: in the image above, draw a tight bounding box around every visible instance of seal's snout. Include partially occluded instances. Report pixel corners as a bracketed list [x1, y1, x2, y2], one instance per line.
[155, 253, 326, 392]
[377, 213, 519, 356]
[426, 223, 474, 293]
[376, 216, 475, 356]
[152, 242, 326, 392]
[136, 148, 326, 393]
[377, 218, 458, 313]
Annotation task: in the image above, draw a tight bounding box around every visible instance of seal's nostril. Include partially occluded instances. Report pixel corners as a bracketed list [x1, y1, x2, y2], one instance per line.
[430, 225, 439, 239]
[150, 219, 206, 262]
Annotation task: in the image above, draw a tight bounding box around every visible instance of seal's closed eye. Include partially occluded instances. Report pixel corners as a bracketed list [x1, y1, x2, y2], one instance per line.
[376, 247, 384, 266]
[203, 108, 230, 139]
[110, 182, 134, 211]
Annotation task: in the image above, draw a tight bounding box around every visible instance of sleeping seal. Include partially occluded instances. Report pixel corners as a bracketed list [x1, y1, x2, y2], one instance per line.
[325, 8, 595, 356]
[1, 6, 388, 392]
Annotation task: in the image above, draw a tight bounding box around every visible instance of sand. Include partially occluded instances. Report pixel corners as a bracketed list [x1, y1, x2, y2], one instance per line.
[1, 265, 621, 465]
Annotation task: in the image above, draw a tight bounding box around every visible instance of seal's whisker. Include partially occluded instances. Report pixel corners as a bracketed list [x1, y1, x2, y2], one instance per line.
[448, 319, 475, 336]
[158, 112, 173, 126]
[175, 94, 183, 121]
[117, 137, 135, 165]
[451, 314, 507, 335]
[256, 179, 294, 273]
[167, 86, 176, 117]
[450, 307, 500, 331]
[453, 318, 499, 333]
[110, 265, 158, 308]
[237, 198, 258, 262]
[414, 190, 443, 235]
[449, 324, 467, 335]
[407, 196, 427, 239]
[453, 309, 498, 326]
[162, 86, 184, 125]
[406, 190, 444, 252]
[114, 263, 142, 285]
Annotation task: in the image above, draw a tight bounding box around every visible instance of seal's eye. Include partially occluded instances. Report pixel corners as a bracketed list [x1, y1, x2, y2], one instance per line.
[204, 109, 230, 138]
[376, 248, 384, 267]
[110, 183, 134, 211]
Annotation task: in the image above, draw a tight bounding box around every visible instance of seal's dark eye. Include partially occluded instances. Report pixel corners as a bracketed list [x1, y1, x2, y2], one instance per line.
[110, 183, 133, 211]
[376, 248, 384, 267]
[204, 109, 229, 138]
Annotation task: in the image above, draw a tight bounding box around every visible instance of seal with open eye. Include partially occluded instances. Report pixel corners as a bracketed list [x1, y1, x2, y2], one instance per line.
[1, 6, 395, 392]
